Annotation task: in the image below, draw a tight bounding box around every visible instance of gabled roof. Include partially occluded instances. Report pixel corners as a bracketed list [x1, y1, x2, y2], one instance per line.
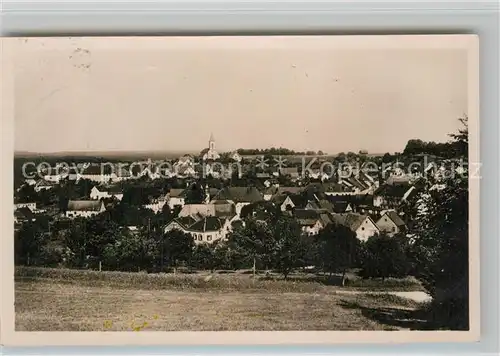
[207, 188, 220, 196]
[189, 216, 224, 232]
[212, 186, 263, 203]
[169, 188, 186, 198]
[15, 207, 35, 220]
[67, 200, 103, 212]
[316, 199, 334, 213]
[382, 210, 406, 227]
[332, 201, 350, 213]
[179, 203, 236, 219]
[265, 186, 304, 196]
[331, 213, 372, 232]
[294, 209, 323, 227]
[35, 179, 54, 187]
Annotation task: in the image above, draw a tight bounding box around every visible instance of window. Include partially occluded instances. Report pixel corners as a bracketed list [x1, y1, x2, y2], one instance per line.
[392, 227, 396, 232]
[207, 235, 212, 241]
[361, 227, 365, 231]
[384, 218, 387, 222]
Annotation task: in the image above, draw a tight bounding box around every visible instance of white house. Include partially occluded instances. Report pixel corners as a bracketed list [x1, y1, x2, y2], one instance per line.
[164, 216, 229, 245]
[376, 210, 407, 236]
[294, 209, 332, 236]
[230, 151, 242, 162]
[14, 202, 37, 211]
[168, 189, 187, 209]
[65, 200, 106, 219]
[144, 196, 167, 213]
[331, 213, 380, 241]
[89, 186, 124, 201]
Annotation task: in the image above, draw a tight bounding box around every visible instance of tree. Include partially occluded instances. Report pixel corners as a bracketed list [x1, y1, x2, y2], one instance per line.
[228, 219, 273, 270]
[408, 120, 469, 329]
[269, 216, 303, 279]
[409, 175, 469, 329]
[191, 243, 215, 271]
[184, 183, 206, 204]
[448, 115, 468, 157]
[316, 223, 360, 284]
[382, 152, 392, 163]
[161, 229, 194, 269]
[359, 234, 411, 280]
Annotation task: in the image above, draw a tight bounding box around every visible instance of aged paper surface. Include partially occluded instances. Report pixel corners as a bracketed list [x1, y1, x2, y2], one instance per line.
[1, 35, 479, 346]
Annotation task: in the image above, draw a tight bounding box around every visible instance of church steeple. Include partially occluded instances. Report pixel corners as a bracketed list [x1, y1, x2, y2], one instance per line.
[209, 133, 215, 150]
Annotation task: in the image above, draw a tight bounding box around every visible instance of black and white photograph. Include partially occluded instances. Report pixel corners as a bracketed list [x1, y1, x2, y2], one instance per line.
[2, 35, 479, 344]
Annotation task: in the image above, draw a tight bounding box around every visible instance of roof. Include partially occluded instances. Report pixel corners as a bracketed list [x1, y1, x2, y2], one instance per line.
[264, 186, 304, 196]
[374, 184, 410, 198]
[169, 188, 186, 198]
[383, 210, 406, 227]
[256, 172, 271, 179]
[207, 188, 220, 196]
[35, 179, 54, 187]
[189, 216, 224, 232]
[179, 203, 236, 219]
[212, 186, 263, 203]
[330, 213, 370, 232]
[332, 201, 350, 213]
[67, 200, 104, 212]
[294, 209, 322, 227]
[15, 207, 35, 220]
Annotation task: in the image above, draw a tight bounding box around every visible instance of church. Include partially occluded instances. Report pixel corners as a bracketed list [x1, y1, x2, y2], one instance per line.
[201, 133, 221, 161]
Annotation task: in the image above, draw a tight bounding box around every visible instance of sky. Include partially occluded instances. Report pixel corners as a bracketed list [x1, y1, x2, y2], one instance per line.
[13, 36, 468, 155]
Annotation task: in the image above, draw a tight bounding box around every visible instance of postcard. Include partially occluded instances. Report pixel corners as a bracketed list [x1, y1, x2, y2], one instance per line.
[1, 35, 479, 346]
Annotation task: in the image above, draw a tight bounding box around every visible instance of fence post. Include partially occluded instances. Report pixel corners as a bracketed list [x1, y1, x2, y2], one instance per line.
[99, 261, 102, 272]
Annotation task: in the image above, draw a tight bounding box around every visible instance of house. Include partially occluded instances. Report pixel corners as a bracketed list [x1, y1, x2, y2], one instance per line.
[65, 200, 106, 219]
[230, 151, 242, 162]
[330, 213, 380, 241]
[164, 216, 229, 244]
[14, 202, 37, 212]
[320, 182, 354, 196]
[331, 201, 353, 213]
[144, 196, 168, 213]
[274, 194, 303, 212]
[168, 188, 187, 209]
[24, 178, 37, 186]
[90, 186, 124, 201]
[279, 167, 300, 180]
[373, 184, 413, 208]
[294, 209, 332, 236]
[305, 199, 335, 214]
[211, 186, 263, 216]
[376, 210, 407, 236]
[178, 202, 236, 221]
[34, 179, 55, 192]
[14, 207, 36, 224]
[263, 186, 304, 201]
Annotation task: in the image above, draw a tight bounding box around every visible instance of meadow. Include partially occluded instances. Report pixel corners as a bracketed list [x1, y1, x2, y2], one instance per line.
[15, 267, 430, 331]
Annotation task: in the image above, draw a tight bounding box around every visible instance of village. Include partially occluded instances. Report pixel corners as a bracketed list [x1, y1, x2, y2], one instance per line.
[13, 133, 452, 247]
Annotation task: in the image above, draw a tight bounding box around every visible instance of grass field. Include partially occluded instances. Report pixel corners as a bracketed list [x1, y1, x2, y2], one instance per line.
[15, 267, 430, 331]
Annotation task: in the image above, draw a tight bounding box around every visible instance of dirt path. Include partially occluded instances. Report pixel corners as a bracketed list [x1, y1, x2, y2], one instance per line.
[336, 290, 432, 303]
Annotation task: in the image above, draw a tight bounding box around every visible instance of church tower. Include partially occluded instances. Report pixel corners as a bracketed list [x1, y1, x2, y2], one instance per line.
[209, 133, 215, 150]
